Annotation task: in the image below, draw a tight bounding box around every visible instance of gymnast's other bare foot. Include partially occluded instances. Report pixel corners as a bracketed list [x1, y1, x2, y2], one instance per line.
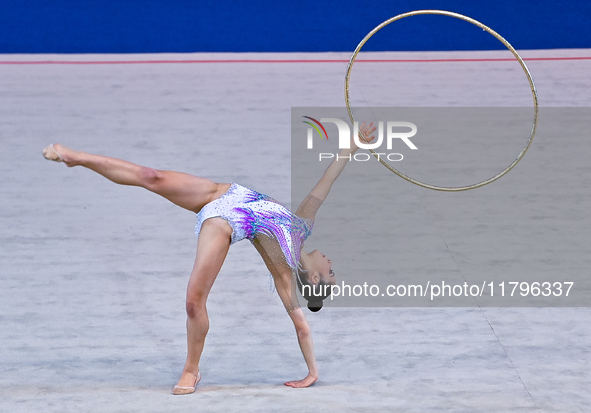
[284, 373, 318, 388]
[42, 143, 76, 167]
[172, 370, 201, 395]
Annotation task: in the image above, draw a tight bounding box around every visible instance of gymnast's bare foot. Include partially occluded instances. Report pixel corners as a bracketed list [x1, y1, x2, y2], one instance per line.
[284, 373, 318, 388]
[42, 143, 77, 167]
[174, 370, 201, 391]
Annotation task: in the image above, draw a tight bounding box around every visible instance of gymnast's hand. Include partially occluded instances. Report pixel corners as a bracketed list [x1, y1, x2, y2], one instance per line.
[284, 373, 318, 388]
[348, 121, 378, 154]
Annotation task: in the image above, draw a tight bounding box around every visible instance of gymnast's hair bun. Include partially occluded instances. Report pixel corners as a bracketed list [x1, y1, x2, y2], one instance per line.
[307, 301, 323, 312]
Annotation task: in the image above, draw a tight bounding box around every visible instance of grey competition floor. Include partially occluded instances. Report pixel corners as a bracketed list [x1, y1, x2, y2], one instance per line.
[1, 49, 590, 412]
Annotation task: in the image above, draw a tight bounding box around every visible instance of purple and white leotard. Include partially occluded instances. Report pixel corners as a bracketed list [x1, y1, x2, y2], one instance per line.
[195, 183, 321, 269]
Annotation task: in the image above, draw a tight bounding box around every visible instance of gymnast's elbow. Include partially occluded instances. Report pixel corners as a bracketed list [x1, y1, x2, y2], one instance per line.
[296, 324, 311, 341]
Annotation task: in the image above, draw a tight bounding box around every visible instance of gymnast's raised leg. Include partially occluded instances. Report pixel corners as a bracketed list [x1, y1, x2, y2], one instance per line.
[43, 143, 230, 212]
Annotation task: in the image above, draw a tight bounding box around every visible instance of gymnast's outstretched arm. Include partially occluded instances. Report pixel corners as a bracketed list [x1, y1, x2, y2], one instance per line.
[305, 121, 376, 204]
[252, 238, 318, 388]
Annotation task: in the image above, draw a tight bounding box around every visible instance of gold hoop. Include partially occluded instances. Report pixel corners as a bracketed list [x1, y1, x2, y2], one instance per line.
[345, 10, 539, 191]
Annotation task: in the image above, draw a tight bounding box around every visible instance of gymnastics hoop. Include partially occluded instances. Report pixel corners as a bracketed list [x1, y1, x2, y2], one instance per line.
[345, 10, 539, 192]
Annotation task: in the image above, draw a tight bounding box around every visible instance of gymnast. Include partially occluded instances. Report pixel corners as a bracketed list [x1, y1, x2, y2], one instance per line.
[42, 121, 376, 394]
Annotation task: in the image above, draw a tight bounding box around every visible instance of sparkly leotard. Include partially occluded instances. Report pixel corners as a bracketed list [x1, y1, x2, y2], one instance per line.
[195, 183, 322, 269]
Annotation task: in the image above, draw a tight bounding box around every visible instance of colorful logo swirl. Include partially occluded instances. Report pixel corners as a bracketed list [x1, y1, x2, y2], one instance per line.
[302, 116, 328, 140]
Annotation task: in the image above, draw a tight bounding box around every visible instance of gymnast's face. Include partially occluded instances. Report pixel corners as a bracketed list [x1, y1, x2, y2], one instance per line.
[308, 250, 336, 285]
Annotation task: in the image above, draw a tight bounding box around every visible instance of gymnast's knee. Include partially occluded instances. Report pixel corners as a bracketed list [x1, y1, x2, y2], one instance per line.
[185, 298, 207, 319]
[139, 166, 163, 189]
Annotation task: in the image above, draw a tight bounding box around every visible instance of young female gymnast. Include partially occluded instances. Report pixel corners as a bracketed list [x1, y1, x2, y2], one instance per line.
[42, 121, 376, 394]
